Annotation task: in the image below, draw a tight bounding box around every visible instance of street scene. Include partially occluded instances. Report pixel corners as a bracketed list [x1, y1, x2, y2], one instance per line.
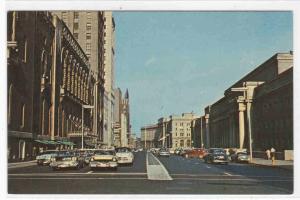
[8, 150, 293, 194]
[7, 10, 293, 195]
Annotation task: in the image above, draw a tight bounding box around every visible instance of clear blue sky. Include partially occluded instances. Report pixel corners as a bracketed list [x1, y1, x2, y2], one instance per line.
[113, 11, 293, 137]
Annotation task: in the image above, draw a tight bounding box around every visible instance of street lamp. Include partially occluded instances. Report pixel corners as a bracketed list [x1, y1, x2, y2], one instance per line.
[82, 105, 94, 150]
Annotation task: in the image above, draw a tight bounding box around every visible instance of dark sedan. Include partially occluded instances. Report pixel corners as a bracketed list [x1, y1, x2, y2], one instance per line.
[204, 148, 229, 164]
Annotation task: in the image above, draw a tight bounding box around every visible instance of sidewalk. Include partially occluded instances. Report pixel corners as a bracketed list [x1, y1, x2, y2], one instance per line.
[251, 158, 293, 171]
[8, 160, 37, 169]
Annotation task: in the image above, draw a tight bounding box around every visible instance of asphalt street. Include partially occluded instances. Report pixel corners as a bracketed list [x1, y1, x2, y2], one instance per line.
[8, 151, 293, 194]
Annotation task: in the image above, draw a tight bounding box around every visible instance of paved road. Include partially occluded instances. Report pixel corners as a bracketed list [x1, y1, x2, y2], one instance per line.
[8, 151, 293, 194]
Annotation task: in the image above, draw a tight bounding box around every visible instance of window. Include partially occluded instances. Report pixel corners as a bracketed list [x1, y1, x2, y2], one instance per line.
[86, 33, 91, 40]
[180, 133, 184, 137]
[180, 140, 184, 147]
[74, 22, 79, 30]
[86, 43, 91, 51]
[8, 84, 13, 124]
[20, 103, 25, 128]
[73, 33, 78, 40]
[87, 12, 91, 20]
[62, 12, 68, 22]
[74, 12, 79, 19]
[86, 23, 91, 31]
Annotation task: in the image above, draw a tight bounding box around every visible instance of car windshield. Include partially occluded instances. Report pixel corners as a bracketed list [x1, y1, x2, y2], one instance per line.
[94, 150, 115, 155]
[116, 148, 131, 153]
[212, 149, 225, 154]
[56, 156, 73, 161]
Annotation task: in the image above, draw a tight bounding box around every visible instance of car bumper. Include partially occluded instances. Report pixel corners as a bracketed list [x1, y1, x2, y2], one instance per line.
[159, 153, 170, 156]
[37, 160, 51, 165]
[212, 159, 228, 163]
[117, 158, 133, 164]
[90, 161, 118, 168]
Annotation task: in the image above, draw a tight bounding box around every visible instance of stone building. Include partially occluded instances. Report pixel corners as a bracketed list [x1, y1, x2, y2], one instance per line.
[206, 52, 293, 156]
[52, 11, 106, 147]
[168, 113, 195, 149]
[103, 11, 116, 147]
[113, 88, 122, 147]
[7, 11, 54, 161]
[141, 124, 159, 149]
[112, 88, 131, 147]
[7, 12, 97, 161]
[52, 16, 95, 148]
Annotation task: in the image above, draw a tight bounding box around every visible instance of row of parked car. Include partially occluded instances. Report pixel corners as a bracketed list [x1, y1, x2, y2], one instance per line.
[150, 147, 250, 165]
[36, 147, 135, 171]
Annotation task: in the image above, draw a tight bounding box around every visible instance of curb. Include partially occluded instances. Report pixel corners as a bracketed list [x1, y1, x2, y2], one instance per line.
[250, 162, 293, 171]
[8, 160, 37, 168]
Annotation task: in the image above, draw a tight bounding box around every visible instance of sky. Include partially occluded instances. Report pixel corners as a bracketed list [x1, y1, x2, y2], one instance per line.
[113, 11, 293, 137]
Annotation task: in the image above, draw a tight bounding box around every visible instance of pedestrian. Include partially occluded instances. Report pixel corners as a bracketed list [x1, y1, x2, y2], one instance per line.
[270, 147, 276, 159]
[265, 149, 271, 160]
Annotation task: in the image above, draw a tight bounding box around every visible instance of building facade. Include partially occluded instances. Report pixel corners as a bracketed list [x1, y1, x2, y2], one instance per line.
[7, 11, 97, 161]
[168, 113, 195, 149]
[206, 52, 293, 156]
[141, 124, 159, 149]
[52, 11, 106, 147]
[103, 11, 116, 147]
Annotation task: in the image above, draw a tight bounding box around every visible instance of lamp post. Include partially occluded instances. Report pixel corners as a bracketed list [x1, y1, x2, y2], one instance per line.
[82, 105, 94, 150]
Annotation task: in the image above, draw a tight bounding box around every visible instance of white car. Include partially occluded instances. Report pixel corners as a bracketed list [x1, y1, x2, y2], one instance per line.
[115, 147, 134, 165]
[89, 149, 118, 170]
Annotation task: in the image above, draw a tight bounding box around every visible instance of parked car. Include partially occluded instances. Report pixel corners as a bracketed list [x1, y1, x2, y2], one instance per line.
[174, 148, 183, 155]
[50, 151, 85, 170]
[115, 147, 134, 165]
[36, 150, 60, 166]
[182, 148, 208, 159]
[158, 148, 170, 157]
[231, 152, 250, 163]
[83, 150, 95, 165]
[204, 148, 229, 164]
[90, 149, 118, 170]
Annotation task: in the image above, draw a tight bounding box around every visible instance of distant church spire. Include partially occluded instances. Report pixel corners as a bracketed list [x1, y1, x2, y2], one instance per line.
[125, 89, 129, 99]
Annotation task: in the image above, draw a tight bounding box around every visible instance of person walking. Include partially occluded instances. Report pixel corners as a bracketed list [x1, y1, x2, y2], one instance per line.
[271, 147, 276, 165]
[266, 149, 271, 160]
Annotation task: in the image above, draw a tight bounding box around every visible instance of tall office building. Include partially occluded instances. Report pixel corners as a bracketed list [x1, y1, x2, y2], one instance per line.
[53, 11, 106, 146]
[103, 11, 116, 147]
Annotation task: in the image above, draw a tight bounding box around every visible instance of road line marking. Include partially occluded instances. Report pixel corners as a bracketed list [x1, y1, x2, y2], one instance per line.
[8, 172, 147, 176]
[146, 153, 173, 180]
[9, 177, 147, 180]
[224, 172, 232, 176]
[206, 166, 211, 169]
[87, 171, 93, 174]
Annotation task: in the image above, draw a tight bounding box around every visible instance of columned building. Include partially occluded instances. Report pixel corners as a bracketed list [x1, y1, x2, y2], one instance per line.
[52, 11, 106, 147]
[206, 52, 293, 156]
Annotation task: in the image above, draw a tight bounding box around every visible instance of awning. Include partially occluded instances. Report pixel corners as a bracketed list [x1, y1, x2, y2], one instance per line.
[34, 140, 58, 145]
[57, 141, 75, 146]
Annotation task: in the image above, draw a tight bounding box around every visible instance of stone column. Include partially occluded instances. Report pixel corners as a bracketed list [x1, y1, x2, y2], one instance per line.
[238, 102, 246, 150]
[205, 114, 210, 148]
